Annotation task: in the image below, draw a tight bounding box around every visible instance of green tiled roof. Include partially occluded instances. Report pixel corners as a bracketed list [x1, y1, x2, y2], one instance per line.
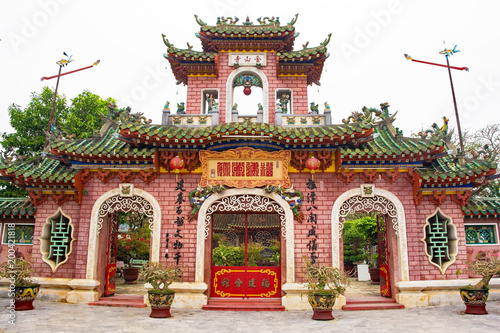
[162, 35, 217, 62]
[195, 14, 297, 38]
[419, 155, 496, 181]
[277, 34, 330, 62]
[120, 121, 373, 145]
[341, 125, 443, 159]
[2, 158, 76, 185]
[50, 122, 155, 161]
[0, 198, 35, 218]
[463, 197, 500, 218]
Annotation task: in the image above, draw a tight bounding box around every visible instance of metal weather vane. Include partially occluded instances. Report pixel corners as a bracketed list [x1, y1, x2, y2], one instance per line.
[42, 53, 100, 147]
[404, 44, 468, 155]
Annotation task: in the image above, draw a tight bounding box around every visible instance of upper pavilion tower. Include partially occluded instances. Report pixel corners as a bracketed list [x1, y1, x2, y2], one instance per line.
[162, 14, 331, 125]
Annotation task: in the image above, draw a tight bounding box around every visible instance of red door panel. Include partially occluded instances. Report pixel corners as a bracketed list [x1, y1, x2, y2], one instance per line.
[210, 213, 281, 298]
[104, 214, 119, 296]
[377, 215, 391, 297]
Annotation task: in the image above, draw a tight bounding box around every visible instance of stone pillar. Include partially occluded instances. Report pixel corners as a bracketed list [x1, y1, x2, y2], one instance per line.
[324, 108, 332, 125]
[275, 108, 283, 126]
[231, 107, 239, 123]
[257, 108, 263, 123]
[170, 282, 208, 309]
[162, 106, 171, 125]
[211, 109, 219, 125]
[66, 279, 101, 304]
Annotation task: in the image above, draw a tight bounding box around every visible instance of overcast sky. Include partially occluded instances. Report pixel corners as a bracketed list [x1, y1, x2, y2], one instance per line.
[1, 0, 499, 140]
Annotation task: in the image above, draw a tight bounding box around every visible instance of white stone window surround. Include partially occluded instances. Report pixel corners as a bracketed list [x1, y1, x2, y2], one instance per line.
[225, 67, 269, 123]
[201, 88, 220, 115]
[420, 208, 458, 275]
[464, 222, 499, 246]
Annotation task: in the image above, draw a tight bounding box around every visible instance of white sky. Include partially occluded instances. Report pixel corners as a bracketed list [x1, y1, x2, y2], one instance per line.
[1, 0, 499, 139]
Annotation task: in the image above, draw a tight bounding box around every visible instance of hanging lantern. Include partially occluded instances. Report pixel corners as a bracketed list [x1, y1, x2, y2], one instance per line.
[170, 156, 184, 180]
[306, 155, 320, 179]
[243, 75, 252, 95]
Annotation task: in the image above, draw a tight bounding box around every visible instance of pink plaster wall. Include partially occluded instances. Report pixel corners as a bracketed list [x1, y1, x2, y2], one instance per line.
[25, 169, 496, 286]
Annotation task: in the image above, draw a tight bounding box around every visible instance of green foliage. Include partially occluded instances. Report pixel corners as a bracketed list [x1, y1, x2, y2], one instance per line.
[212, 240, 280, 267]
[0, 257, 36, 286]
[212, 244, 245, 266]
[64, 91, 115, 139]
[0, 180, 27, 197]
[343, 215, 378, 266]
[117, 213, 151, 266]
[140, 262, 182, 293]
[1, 87, 68, 157]
[1, 87, 115, 158]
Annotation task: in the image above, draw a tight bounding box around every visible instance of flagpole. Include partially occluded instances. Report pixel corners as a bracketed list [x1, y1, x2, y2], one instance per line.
[444, 55, 464, 153]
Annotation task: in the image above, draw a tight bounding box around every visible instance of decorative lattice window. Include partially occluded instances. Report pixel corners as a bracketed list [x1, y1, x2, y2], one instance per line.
[40, 208, 75, 272]
[465, 224, 498, 245]
[421, 208, 458, 274]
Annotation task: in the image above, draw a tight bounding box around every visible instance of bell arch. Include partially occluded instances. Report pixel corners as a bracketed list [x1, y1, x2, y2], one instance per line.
[331, 187, 410, 281]
[195, 188, 295, 283]
[225, 67, 269, 123]
[86, 188, 161, 280]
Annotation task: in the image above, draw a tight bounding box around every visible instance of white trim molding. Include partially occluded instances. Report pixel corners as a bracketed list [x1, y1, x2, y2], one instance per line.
[86, 188, 161, 280]
[331, 187, 410, 281]
[195, 188, 295, 284]
[225, 67, 269, 123]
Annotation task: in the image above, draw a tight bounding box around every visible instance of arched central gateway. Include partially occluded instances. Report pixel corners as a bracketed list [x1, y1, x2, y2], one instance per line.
[195, 189, 295, 304]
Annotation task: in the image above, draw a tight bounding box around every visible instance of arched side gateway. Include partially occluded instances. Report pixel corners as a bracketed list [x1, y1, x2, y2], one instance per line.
[195, 188, 295, 290]
[86, 188, 162, 281]
[331, 187, 410, 284]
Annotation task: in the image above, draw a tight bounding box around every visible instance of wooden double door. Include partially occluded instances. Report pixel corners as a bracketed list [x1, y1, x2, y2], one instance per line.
[210, 213, 281, 298]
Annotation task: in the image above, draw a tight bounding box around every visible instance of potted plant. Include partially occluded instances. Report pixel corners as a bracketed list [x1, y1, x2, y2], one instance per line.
[0, 257, 40, 311]
[304, 256, 350, 320]
[458, 250, 500, 315]
[141, 262, 182, 318]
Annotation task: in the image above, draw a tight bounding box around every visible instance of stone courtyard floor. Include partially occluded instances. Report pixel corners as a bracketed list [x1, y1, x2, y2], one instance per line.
[1, 299, 499, 333]
[1, 279, 499, 333]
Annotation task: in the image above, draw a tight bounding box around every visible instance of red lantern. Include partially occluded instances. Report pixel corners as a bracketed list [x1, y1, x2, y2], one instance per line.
[170, 156, 184, 170]
[306, 156, 320, 179]
[243, 86, 252, 95]
[170, 156, 184, 180]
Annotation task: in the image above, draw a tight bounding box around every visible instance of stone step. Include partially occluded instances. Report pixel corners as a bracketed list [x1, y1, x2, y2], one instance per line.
[203, 298, 284, 311]
[89, 294, 146, 308]
[346, 296, 398, 304]
[343, 296, 404, 311]
[342, 302, 405, 311]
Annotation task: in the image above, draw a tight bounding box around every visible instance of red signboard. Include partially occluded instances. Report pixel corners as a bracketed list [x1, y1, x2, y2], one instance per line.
[211, 266, 281, 298]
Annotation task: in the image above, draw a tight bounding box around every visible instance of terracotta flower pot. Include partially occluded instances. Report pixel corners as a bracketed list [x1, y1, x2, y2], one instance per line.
[460, 288, 489, 315]
[122, 267, 140, 284]
[148, 291, 175, 318]
[14, 284, 40, 311]
[307, 294, 336, 320]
